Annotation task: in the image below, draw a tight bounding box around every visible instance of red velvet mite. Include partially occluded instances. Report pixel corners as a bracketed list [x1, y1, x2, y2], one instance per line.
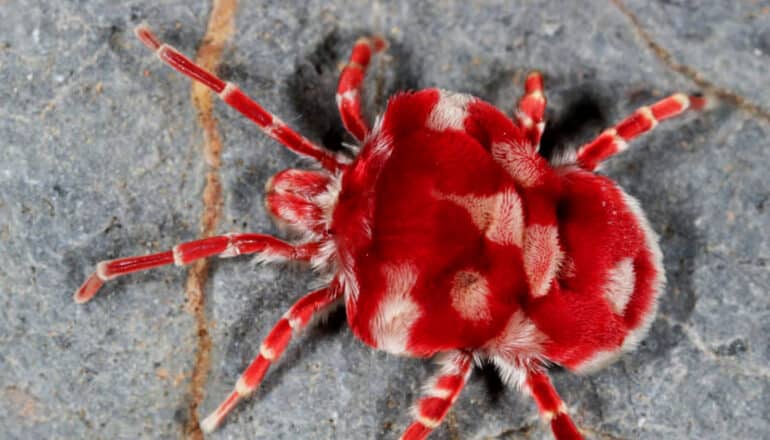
[74, 24, 709, 439]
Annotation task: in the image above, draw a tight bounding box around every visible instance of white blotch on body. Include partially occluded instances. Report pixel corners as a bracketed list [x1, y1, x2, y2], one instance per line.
[426, 90, 474, 131]
[371, 263, 421, 354]
[438, 189, 524, 247]
[604, 257, 636, 314]
[523, 224, 563, 298]
[450, 270, 492, 321]
[491, 142, 542, 187]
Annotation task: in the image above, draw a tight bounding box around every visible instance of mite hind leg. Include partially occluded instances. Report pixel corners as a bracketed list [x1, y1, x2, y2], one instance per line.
[400, 352, 473, 440]
[515, 71, 547, 146]
[492, 357, 583, 440]
[525, 369, 583, 440]
[576, 93, 709, 171]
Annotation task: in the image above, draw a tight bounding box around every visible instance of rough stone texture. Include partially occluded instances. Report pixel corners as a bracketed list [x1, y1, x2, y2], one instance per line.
[1, 1, 768, 440]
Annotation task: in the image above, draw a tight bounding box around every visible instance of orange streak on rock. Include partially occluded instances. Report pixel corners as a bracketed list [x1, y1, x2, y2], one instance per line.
[184, 0, 238, 438]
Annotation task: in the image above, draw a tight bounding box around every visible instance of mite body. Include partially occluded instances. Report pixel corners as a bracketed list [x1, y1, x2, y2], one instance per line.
[75, 24, 707, 440]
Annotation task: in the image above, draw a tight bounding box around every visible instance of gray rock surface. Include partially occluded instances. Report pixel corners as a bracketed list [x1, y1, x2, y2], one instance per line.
[1, 1, 768, 439]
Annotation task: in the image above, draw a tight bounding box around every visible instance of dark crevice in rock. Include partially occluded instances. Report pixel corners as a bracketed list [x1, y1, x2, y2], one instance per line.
[713, 338, 749, 357]
[540, 89, 607, 162]
[476, 361, 506, 405]
[286, 30, 349, 152]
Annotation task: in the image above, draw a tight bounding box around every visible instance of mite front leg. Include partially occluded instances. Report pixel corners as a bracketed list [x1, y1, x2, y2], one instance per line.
[401, 352, 473, 440]
[576, 93, 709, 171]
[515, 71, 547, 146]
[74, 233, 318, 303]
[135, 25, 344, 172]
[336, 36, 387, 142]
[525, 370, 583, 440]
[200, 287, 342, 432]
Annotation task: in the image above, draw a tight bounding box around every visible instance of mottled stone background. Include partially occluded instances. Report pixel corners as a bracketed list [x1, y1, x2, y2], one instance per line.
[1, 1, 768, 439]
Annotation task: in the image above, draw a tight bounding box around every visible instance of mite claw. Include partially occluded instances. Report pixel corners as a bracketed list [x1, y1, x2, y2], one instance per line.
[371, 35, 389, 52]
[200, 390, 241, 433]
[199, 412, 219, 434]
[74, 272, 104, 304]
[134, 24, 161, 51]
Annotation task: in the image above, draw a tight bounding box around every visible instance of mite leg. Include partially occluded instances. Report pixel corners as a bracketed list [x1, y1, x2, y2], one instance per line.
[134, 25, 344, 172]
[525, 370, 583, 440]
[401, 352, 473, 440]
[576, 93, 709, 171]
[515, 71, 547, 147]
[74, 233, 318, 303]
[200, 287, 341, 432]
[336, 36, 387, 142]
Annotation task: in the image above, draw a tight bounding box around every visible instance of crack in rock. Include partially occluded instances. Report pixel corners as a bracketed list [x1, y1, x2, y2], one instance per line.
[610, 0, 770, 122]
[183, 0, 238, 439]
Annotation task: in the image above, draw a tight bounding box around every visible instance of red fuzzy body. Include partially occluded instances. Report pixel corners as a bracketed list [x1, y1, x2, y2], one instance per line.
[77, 26, 707, 439]
[332, 89, 662, 372]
